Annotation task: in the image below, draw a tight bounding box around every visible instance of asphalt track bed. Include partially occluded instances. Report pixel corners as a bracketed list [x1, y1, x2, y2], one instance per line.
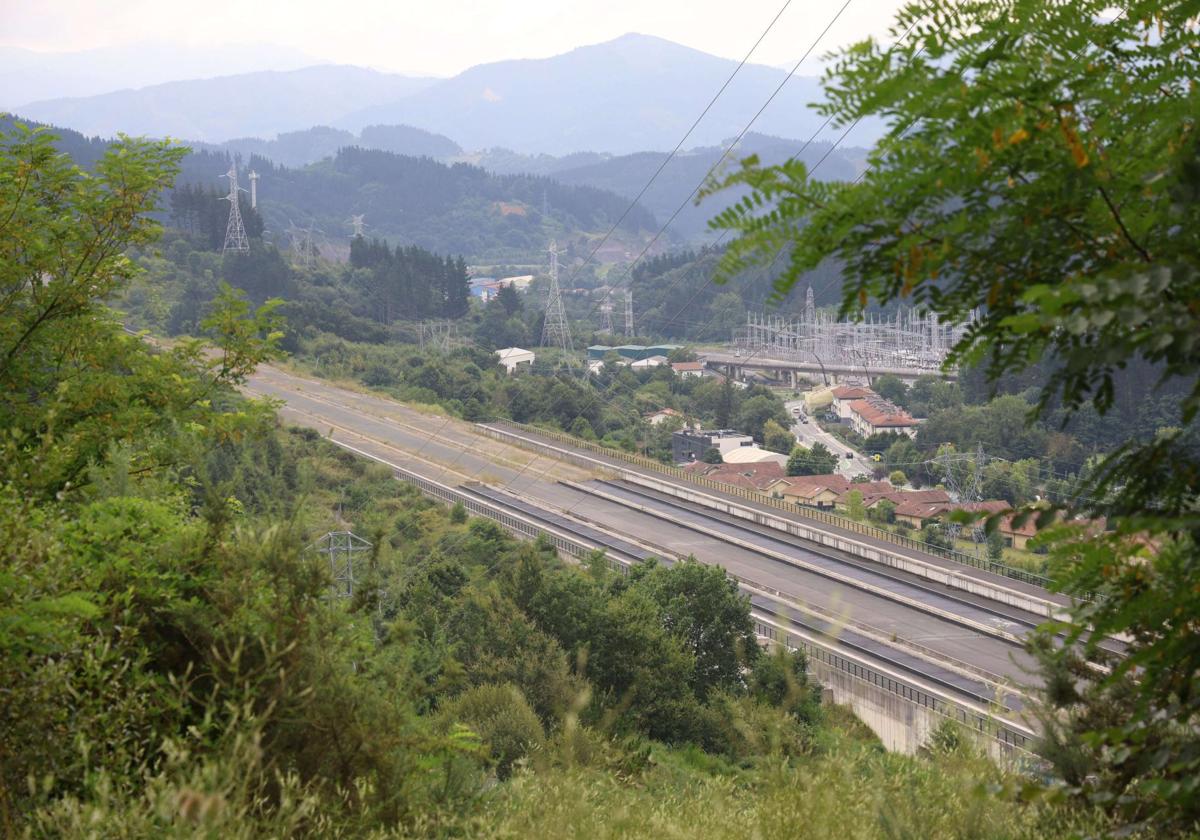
[479, 422, 1069, 607]
[596, 479, 1050, 631]
[463, 484, 1021, 712]
[589, 479, 1037, 638]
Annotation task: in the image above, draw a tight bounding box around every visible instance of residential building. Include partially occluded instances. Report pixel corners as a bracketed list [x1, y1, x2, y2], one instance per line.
[830, 385, 875, 420]
[644, 408, 683, 427]
[683, 461, 790, 495]
[671, 361, 705, 378]
[846, 397, 921, 438]
[495, 346, 535, 374]
[671, 429, 755, 464]
[778, 474, 852, 509]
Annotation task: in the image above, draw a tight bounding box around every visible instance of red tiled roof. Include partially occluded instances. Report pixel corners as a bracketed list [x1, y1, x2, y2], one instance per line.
[847, 398, 919, 428]
[683, 461, 787, 491]
[831, 385, 874, 400]
[779, 474, 851, 499]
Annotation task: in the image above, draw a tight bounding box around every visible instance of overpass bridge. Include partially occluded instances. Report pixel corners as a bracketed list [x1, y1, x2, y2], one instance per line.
[700, 350, 957, 387]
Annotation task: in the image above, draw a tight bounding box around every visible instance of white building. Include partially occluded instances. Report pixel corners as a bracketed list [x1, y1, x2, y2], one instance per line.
[495, 347, 535, 374]
[721, 446, 789, 467]
[631, 355, 668, 370]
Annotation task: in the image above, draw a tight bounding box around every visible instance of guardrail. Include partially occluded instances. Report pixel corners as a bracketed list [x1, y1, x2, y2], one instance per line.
[479, 419, 1050, 588]
[324, 437, 1034, 757]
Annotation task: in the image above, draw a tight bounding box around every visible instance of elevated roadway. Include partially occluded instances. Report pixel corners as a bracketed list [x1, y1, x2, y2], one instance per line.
[243, 364, 1049, 754]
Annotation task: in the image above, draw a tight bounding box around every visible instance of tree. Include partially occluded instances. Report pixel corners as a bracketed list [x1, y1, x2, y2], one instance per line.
[889, 470, 907, 487]
[844, 490, 865, 521]
[706, 6, 1200, 826]
[762, 419, 795, 455]
[872, 374, 908, 406]
[986, 530, 1005, 563]
[495, 282, 522, 316]
[629, 560, 760, 699]
[870, 498, 896, 525]
[701, 447, 723, 464]
[786, 442, 838, 477]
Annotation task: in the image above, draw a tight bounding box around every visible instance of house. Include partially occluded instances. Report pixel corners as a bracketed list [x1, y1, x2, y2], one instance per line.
[495, 347, 535, 374]
[779, 474, 852, 509]
[671, 361, 705, 378]
[644, 408, 683, 427]
[721, 446, 789, 468]
[671, 429, 756, 464]
[846, 398, 921, 438]
[893, 497, 1001, 528]
[683, 461, 791, 495]
[830, 385, 875, 420]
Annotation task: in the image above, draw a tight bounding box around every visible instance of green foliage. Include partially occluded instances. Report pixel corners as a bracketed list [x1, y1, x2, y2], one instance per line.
[787, 442, 838, 476]
[986, 530, 1005, 563]
[762, 418, 795, 454]
[704, 8, 1200, 828]
[701, 447, 723, 464]
[844, 490, 866, 521]
[888, 470, 907, 487]
[444, 683, 545, 780]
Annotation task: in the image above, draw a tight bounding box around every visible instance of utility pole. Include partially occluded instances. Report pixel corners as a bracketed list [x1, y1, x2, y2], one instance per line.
[540, 240, 573, 354]
[623, 289, 634, 336]
[220, 164, 249, 253]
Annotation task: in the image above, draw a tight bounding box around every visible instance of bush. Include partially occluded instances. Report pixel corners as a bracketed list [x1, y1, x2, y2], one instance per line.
[445, 683, 545, 779]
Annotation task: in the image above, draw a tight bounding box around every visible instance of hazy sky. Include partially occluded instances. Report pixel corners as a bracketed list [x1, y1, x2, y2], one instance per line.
[1, 0, 910, 77]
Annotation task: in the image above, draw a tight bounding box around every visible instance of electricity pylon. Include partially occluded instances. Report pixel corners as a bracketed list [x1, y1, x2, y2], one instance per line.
[221, 164, 249, 253]
[540, 240, 573, 353]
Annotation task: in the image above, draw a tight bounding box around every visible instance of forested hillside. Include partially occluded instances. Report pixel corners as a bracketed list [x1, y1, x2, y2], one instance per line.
[1, 114, 658, 261]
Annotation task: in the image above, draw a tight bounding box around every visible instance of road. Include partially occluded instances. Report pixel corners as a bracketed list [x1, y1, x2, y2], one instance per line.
[242, 364, 1048, 700]
[784, 398, 874, 478]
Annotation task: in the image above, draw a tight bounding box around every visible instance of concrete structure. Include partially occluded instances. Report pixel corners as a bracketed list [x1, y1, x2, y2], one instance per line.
[672, 429, 755, 464]
[847, 398, 921, 438]
[499, 274, 533, 290]
[671, 360, 705, 378]
[630, 355, 668, 370]
[495, 346, 535, 374]
[722, 445, 789, 468]
[831, 385, 875, 420]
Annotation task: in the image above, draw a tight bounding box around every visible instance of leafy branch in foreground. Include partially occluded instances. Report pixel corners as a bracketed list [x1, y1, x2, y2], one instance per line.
[703, 0, 1200, 832]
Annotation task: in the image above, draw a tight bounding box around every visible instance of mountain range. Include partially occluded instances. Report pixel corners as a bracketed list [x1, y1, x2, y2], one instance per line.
[14, 33, 881, 155]
[0, 42, 321, 108]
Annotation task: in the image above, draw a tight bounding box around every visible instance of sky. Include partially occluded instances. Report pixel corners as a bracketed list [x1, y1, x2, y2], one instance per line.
[0, 0, 910, 78]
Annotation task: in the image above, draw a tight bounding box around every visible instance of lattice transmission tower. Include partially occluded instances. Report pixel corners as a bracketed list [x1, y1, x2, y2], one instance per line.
[309, 530, 372, 600]
[221, 164, 249, 253]
[540, 240, 573, 353]
[623, 289, 634, 336]
[347, 214, 367, 238]
[599, 290, 614, 333]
